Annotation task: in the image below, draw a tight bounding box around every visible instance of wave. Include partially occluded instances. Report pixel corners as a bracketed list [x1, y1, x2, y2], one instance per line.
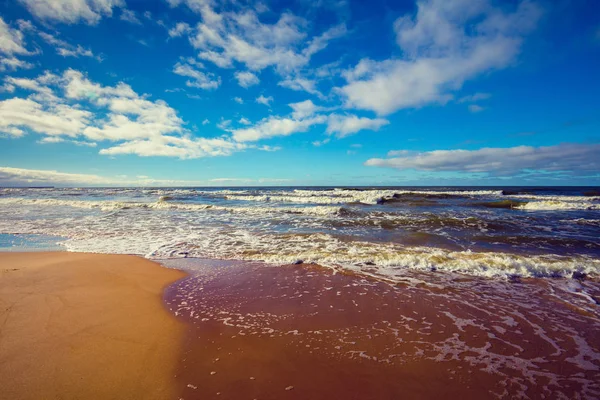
[145, 232, 600, 280]
[222, 189, 505, 205]
[0, 197, 345, 217]
[516, 200, 600, 211]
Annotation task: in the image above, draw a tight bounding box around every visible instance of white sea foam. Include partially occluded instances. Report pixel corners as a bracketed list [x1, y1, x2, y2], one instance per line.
[516, 200, 599, 211]
[0, 197, 344, 216]
[223, 189, 505, 205]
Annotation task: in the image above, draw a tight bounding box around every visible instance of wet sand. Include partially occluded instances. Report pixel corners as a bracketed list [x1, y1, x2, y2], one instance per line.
[164, 259, 600, 400]
[0, 252, 186, 400]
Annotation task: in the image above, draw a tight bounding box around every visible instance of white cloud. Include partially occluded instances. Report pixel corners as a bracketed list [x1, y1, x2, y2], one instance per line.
[312, 138, 330, 147]
[0, 166, 223, 186]
[289, 99, 324, 119]
[18, 0, 124, 25]
[258, 145, 281, 152]
[216, 119, 232, 130]
[326, 114, 390, 138]
[170, 1, 346, 75]
[120, 9, 141, 25]
[4, 76, 56, 100]
[0, 17, 35, 71]
[168, 22, 191, 38]
[38, 136, 96, 146]
[0, 56, 34, 72]
[99, 135, 247, 159]
[278, 75, 322, 97]
[0, 97, 92, 137]
[458, 92, 491, 103]
[255, 94, 273, 106]
[238, 117, 251, 125]
[39, 32, 100, 60]
[0, 69, 250, 159]
[365, 143, 600, 177]
[173, 60, 221, 89]
[38, 136, 65, 143]
[202, 118, 210, 125]
[468, 104, 485, 113]
[234, 71, 259, 88]
[231, 100, 387, 143]
[0, 17, 32, 55]
[231, 115, 326, 142]
[233, 96, 243, 104]
[339, 0, 542, 115]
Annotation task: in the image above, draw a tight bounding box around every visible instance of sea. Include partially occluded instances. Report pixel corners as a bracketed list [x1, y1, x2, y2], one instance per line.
[0, 186, 599, 280]
[2, 186, 600, 398]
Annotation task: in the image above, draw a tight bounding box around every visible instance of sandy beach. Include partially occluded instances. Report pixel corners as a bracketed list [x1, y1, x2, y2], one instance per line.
[1, 252, 599, 399]
[0, 252, 186, 400]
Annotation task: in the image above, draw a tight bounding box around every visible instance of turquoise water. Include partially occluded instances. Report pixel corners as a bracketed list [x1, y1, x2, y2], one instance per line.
[0, 233, 65, 252]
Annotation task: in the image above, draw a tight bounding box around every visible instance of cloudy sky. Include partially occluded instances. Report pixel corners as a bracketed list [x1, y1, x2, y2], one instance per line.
[0, 0, 599, 187]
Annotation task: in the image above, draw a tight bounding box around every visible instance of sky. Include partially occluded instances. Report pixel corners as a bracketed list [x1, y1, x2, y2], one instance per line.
[0, 0, 599, 187]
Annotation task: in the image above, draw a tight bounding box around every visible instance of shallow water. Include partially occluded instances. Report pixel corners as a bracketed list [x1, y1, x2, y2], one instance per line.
[161, 258, 600, 400]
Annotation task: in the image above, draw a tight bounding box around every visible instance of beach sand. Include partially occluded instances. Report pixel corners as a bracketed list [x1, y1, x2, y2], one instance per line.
[0, 252, 186, 400]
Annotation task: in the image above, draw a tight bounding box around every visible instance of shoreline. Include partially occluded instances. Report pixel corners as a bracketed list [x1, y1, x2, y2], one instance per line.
[0, 252, 187, 400]
[1, 251, 599, 399]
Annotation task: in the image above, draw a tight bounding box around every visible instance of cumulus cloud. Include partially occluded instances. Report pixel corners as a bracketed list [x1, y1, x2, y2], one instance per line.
[169, 1, 346, 77]
[173, 59, 221, 89]
[255, 94, 273, 106]
[339, 0, 542, 115]
[234, 71, 259, 88]
[0, 69, 252, 159]
[18, 0, 124, 25]
[233, 97, 243, 104]
[230, 100, 387, 142]
[365, 143, 600, 177]
[0, 97, 92, 137]
[289, 99, 324, 119]
[98, 135, 247, 158]
[326, 114, 389, 138]
[0, 17, 36, 71]
[231, 115, 326, 142]
[168, 22, 191, 38]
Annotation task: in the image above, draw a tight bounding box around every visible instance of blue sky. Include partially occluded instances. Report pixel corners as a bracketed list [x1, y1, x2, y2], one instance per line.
[0, 0, 599, 186]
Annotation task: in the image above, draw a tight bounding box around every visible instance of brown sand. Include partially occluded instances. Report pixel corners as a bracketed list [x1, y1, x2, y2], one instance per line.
[0, 252, 186, 400]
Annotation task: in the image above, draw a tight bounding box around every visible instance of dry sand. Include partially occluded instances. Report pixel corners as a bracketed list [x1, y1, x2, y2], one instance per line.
[0, 252, 186, 400]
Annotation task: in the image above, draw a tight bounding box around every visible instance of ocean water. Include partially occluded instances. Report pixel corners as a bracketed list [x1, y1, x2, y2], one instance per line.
[0, 186, 599, 280]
